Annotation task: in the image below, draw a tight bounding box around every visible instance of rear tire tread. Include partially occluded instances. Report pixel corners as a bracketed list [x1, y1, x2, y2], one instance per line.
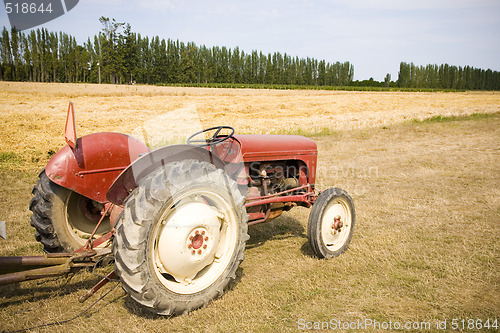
[113, 160, 248, 316]
[29, 171, 65, 253]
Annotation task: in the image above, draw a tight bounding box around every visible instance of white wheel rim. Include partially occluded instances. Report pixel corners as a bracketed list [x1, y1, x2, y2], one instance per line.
[320, 197, 352, 252]
[151, 187, 238, 294]
[64, 192, 110, 246]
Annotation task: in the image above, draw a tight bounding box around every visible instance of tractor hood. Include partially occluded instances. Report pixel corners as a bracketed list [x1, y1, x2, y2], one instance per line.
[232, 134, 317, 162]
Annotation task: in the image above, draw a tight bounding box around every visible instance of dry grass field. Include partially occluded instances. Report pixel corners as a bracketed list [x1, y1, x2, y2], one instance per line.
[0, 82, 499, 332]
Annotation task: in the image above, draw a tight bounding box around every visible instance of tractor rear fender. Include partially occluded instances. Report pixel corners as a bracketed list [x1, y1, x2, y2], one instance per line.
[45, 132, 150, 203]
[106, 145, 227, 206]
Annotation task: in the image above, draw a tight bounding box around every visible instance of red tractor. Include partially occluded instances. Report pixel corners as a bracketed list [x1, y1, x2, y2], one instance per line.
[16, 103, 355, 315]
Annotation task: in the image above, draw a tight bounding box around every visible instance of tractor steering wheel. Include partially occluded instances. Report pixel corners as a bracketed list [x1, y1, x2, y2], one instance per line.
[187, 126, 235, 147]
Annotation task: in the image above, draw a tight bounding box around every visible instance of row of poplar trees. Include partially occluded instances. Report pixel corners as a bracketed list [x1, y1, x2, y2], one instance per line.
[397, 62, 500, 90]
[1, 18, 498, 90]
[0, 18, 354, 86]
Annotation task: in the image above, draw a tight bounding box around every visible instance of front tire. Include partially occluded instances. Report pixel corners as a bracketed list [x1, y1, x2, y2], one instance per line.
[307, 188, 355, 259]
[113, 160, 248, 315]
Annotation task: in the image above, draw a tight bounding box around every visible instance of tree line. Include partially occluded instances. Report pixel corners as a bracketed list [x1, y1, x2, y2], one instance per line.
[397, 62, 500, 90]
[0, 19, 498, 90]
[0, 19, 354, 86]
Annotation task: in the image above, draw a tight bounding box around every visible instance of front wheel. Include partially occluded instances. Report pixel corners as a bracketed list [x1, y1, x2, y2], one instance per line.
[113, 160, 248, 315]
[307, 188, 355, 259]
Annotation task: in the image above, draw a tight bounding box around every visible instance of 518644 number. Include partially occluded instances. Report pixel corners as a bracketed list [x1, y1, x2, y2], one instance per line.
[5, 2, 53, 14]
[451, 318, 498, 330]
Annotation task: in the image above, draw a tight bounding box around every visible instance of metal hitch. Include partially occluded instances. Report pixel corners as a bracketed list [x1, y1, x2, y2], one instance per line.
[0, 248, 111, 286]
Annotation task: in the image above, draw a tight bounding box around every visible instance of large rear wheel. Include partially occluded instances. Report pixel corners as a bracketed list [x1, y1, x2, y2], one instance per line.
[29, 171, 111, 252]
[113, 160, 248, 315]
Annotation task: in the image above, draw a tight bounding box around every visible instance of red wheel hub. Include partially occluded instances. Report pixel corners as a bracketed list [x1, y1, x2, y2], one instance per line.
[331, 215, 343, 234]
[191, 234, 204, 249]
[78, 196, 103, 222]
[187, 229, 210, 255]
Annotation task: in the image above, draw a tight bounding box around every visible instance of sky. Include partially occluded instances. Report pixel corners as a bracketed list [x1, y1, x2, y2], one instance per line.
[1, 0, 499, 81]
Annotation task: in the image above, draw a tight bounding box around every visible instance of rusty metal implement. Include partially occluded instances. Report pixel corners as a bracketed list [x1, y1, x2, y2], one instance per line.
[0, 248, 111, 286]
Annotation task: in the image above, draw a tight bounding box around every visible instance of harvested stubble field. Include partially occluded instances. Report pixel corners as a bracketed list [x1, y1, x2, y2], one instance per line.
[0, 82, 499, 332]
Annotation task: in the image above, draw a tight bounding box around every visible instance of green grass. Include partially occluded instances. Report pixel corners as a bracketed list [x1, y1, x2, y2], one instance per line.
[0, 152, 19, 163]
[411, 112, 499, 124]
[253, 126, 339, 137]
[258, 112, 500, 139]
[156, 82, 465, 92]
[0, 150, 51, 172]
[0, 151, 24, 170]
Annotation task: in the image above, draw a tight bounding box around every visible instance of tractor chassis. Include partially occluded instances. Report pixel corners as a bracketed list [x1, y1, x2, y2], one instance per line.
[245, 184, 316, 225]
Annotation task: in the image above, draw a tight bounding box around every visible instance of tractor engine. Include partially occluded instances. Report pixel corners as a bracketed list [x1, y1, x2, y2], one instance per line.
[246, 161, 301, 222]
[212, 133, 318, 225]
[248, 161, 300, 195]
